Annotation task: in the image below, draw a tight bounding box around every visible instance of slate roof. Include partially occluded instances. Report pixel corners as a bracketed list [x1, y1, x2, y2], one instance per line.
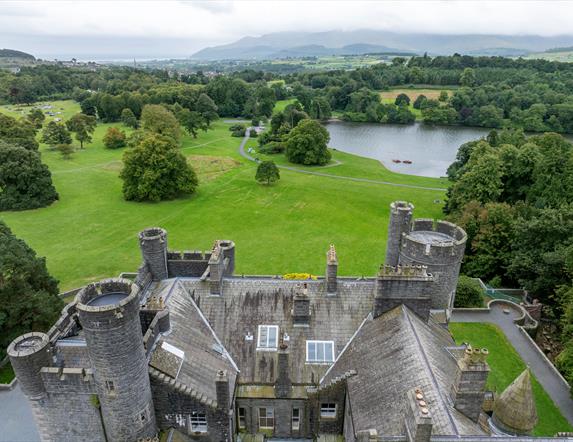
[145, 277, 376, 385]
[493, 369, 538, 433]
[320, 305, 485, 436]
[147, 279, 239, 404]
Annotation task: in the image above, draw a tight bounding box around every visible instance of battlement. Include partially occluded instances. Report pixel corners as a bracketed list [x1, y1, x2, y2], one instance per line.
[47, 302, 79, 344]
[378, 264, 432, 279]
[167, 250, 213, 261]
[40, 367, 97, 394]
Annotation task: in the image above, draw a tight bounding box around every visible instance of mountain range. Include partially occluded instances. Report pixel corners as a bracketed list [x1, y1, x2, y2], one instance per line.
[191, 30, 573, 60]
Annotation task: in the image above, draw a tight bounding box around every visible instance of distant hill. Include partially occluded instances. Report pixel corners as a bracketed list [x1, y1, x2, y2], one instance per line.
[191, 30, 573, 60]
[545, 46, 573, 53]
[0, 49, 35, 60]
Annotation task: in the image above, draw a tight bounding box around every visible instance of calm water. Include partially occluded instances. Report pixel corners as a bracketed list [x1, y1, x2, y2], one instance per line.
[325, 121, 491, 177]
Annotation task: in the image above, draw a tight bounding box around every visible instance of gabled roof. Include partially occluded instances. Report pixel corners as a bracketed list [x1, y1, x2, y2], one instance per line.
[320, 305, 485, 437]
[147, 279, 238, 404]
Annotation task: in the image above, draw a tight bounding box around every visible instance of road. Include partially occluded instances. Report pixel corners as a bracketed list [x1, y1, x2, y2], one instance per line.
[452, 303, 573, 425]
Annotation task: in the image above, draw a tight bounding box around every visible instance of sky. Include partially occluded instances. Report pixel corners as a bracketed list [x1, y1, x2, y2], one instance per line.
[1, 0, 573, 60]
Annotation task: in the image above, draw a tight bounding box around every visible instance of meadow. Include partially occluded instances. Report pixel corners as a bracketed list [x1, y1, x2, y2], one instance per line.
[379, 87, 456, 120]
[450, 322, 573, 435]
[0, 100, 446, 290]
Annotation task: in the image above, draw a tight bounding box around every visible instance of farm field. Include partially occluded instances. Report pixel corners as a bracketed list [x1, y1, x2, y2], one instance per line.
[0, 100, 447, 291]
[450, 322, 573, 436]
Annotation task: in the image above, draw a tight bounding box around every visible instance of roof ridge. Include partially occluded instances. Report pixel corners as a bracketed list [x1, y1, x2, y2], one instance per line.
[148, 366, 218, 409]
[403, 307, 460, 436]
[176, 280, 240, 373]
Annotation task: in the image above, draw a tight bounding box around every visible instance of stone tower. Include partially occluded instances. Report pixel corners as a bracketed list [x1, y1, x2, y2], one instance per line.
[76, 278, 157, 441]
[398, 218, 467, 311]
[8, 332, 51, 400]
[139, 227, 169, 281]
[385, 201, 414, 267]
[491, 369, 537, 435]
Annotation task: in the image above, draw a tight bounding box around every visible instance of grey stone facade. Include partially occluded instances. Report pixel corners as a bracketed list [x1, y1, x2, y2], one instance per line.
[11, 201, 567, 442]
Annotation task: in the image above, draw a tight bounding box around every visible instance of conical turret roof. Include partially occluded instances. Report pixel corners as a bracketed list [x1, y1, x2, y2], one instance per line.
[492, 368, 538, 434]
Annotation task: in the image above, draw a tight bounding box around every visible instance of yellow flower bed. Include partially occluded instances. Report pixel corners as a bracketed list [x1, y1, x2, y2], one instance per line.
[282, 273, 318, 280]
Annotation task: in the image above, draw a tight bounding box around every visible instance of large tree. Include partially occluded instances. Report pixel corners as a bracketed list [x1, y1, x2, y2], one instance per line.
[256, 160, 280, 185]
[0, 113, 39, 151]
[66, 113, 97, 149]
[41, 121, 72, 148]
[0, 221, 62, 358]
[195, 93, 219, 126]
[140, 104, 181, 143]
[102, 127, 127, 149]
[0, 143, 59, 210]
[120, 134, 198, 202]
[286, 119, 331, 165]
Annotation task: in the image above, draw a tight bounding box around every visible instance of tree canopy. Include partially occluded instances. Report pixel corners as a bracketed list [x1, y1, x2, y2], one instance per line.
[285, 119, 331, 166]
[0, 142, 59, 211]
[66, 113, 97, 149]
[120, 133, 198, 202]
[0, 221, 62, 358]
[255, 160, 280, 185]
[140, 104, 181, 143]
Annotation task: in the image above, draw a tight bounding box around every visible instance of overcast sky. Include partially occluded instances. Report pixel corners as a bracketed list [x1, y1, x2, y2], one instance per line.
[2, 0, 573, 60]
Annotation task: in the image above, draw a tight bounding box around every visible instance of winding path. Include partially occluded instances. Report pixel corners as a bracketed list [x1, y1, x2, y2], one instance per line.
[451, 303, 573, 425]
[239, 129, 448, 192]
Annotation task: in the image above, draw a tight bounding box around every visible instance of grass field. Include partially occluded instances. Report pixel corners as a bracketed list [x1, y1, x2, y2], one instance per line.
[273, 98, 297, 113]
[0, 100, 446, 291]
[450, 322, 573, 436]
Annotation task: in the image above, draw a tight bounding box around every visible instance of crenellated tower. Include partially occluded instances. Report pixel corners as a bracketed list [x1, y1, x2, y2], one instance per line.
[139, 227, 169, 281]
[385, 201, 414, 267]
[76, 278, 157, 441]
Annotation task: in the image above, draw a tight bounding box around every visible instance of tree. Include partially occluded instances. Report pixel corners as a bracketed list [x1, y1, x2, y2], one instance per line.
[177, 109, 207, 138]
[120, 134, 198, 202]
[120, 108, 138, 129]
[454, 275, 483, 308]
[285, 119, 331, 166]
[0, 113, 39, 151]
[460, 67, 476, 87]
[41, 121, 72, 148]
[256, 160, 280, 185]
[66, 113, 97, 149]
[140, 104, 181, 143]
[27, 108, 45, 129]
[103, 127, 127, 149]
[0, 221, 62, 358]
[395, 93, 411, 106]
[413, 94, 427, 110]
[438, 90, 449, 102]
[0, 143, 59, 210]
[196, 93, 218, 126]
[309, 97, 332, 121]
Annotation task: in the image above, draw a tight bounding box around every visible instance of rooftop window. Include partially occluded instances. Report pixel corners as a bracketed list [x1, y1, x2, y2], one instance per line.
[306, 340, 335, 364]
[257, 325, 278, 350]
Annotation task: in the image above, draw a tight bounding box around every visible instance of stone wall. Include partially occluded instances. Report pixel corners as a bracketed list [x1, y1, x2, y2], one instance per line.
[151, 376, 231, 441]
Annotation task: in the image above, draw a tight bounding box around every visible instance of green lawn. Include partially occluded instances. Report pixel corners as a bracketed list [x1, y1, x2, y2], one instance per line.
[273, 98, 297, 113]
[0, 362, 14, 384]
[450, 322, 573, 436]
[1, 100, 446, 291]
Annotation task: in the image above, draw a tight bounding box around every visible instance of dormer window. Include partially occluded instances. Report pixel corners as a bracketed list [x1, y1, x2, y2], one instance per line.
[306, 340, 335, 364]
[257, 325, 278, 350]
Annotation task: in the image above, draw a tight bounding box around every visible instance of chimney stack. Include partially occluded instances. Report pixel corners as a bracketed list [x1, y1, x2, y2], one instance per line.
[216, 370, 230, 411]
[275, 343, 292, 398]
[450, 345, 490, 422]
[292, 284, 310, 326]
[404, 387, 433, 442]
[326, 244, 338, 294]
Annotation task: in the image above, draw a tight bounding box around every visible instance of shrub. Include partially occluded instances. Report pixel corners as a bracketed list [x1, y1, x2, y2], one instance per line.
[103, 127, 127, 149]
[454, 275, 484, 308]
[56, 143, 74, 159]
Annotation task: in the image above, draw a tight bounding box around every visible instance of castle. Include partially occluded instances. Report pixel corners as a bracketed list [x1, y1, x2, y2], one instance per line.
[8, 201, 555, 441]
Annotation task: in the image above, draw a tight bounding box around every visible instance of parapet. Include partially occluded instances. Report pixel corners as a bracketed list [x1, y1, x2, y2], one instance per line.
[378, 264, 432, 280]
[40, 367, 97, 394]
[8, 332, 52, 399]
[401, 219, 467, 264]
[76, 278, 139, 314]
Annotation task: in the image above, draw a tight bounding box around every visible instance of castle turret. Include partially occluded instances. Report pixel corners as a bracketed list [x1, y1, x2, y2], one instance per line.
[385, 201, 414, 267]
[76, 278, 157, 441]
[139, 227, 168, 281]
[8, 332, 51, 400]
[491, 369, 537, 435]
[399, 219, 467, 312]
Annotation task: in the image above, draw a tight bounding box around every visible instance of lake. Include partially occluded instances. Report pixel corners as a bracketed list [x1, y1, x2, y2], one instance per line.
[325, 121, 491, 178]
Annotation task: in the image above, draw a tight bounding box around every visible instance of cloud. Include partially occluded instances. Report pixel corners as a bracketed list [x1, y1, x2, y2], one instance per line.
[1, 1, 572, 59]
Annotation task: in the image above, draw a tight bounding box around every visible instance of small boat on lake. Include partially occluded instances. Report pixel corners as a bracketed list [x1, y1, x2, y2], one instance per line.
[403, 160, 412, 164]
[392, 159, 402, 163]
